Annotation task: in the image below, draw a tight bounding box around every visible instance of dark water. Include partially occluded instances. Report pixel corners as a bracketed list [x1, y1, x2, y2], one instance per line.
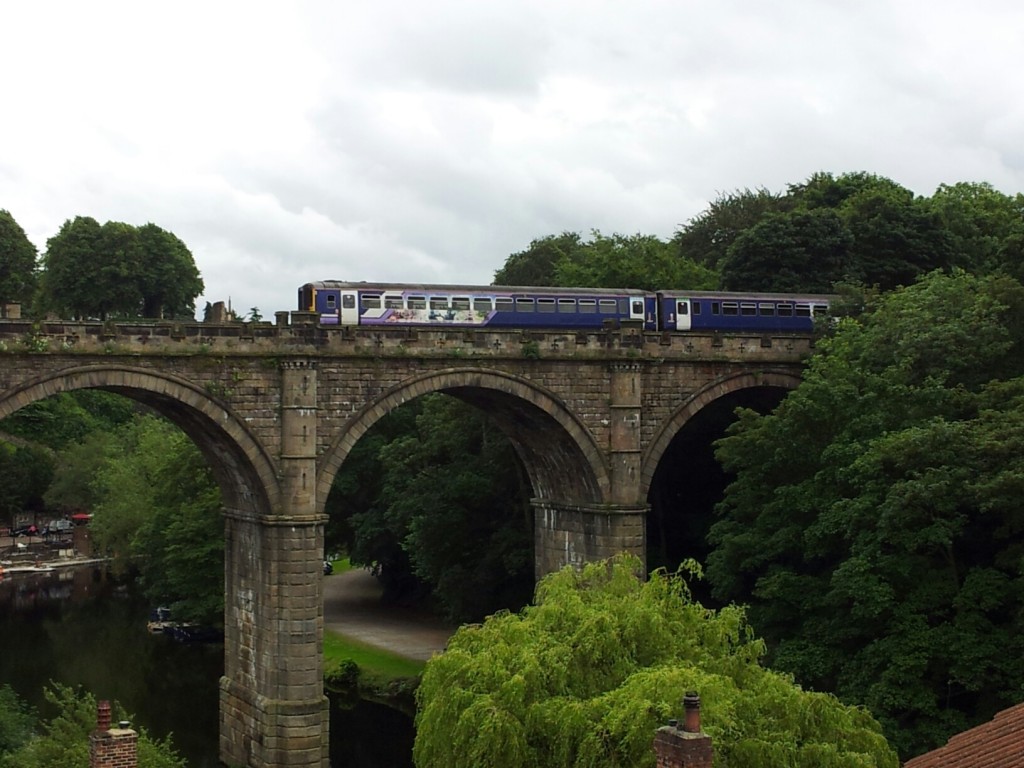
[0, 566, 415, 767]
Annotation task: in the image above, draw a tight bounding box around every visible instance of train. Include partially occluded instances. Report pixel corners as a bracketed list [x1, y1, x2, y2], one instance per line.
[298, 281, 833, 333]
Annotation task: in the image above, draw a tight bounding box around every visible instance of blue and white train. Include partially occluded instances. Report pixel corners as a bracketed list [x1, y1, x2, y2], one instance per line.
[298, 281, 832, 333]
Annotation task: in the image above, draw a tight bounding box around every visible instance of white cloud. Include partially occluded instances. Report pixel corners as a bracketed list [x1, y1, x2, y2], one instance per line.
[2, 0, 1023, 317]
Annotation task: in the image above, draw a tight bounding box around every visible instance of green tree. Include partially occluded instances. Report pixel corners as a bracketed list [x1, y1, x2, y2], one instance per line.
[707, 270, 1024, 757]
[89, 415, 223, 625]
[0, 683, 184, 768]
[719, 208, 853, 292]
[40, 218, 203, 319]
[494, 231, 715, 291]
[0, 684, 35, 756]
[673, 187, 787, 270]
[0, 209, 38, 306]
[333, 395, 533, 623]
[555, 231, 716, 290]
[38, 216, 103, 319]
[0, 441, 54, 520]
[927, 182, 1024, 277]
[493, 232, 583, 286]
[135, 223, 203, 319]
[414, 555, 898, 768]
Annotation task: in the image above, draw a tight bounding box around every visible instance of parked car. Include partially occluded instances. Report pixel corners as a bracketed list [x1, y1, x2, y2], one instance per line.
[12, 525, 38, 537]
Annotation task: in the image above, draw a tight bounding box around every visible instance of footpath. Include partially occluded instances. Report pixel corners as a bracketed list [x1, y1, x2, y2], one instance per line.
[322, 568, 454, 662]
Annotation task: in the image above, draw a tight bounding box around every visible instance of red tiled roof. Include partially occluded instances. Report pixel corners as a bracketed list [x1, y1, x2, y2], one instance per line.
[903, 702, 1024, 768]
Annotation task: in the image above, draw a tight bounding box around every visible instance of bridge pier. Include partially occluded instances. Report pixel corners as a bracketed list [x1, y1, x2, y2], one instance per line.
[533, 500, 646, 579]
[220, 360, 329, 768]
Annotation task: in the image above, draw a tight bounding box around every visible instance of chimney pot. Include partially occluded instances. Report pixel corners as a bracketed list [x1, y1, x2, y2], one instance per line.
[96, 700, 111, 731]
[683, 692, 701, 733]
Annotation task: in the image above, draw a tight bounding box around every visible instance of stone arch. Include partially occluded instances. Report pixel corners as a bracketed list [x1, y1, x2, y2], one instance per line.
[0, 364, 279, 517]
[639, 369, 803, 498]
[316, 367, 611, 513]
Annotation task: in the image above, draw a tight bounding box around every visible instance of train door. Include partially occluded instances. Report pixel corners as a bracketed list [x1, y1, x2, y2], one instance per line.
[630, 297, 646, 327]
[675, 298, 692, 331]
[340, 291, 359, 325]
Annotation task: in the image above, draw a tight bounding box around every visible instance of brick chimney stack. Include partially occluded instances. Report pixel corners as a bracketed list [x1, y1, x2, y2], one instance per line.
[90, 700, 138, 768]
[653, 692, 713, 768]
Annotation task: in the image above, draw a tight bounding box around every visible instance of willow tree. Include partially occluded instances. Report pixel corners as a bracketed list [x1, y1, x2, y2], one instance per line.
[414, 556, 897, 768]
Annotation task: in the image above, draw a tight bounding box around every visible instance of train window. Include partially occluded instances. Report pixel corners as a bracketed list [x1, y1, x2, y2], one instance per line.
[452, 297, 470, 311]
[759, 303, 775, 316]
[495, 297, 513, 312]
[722, 302, 739, 315]
[813, 304, 828, 316]
[578, 299, 597, 313]
[384, 295, 403, 309]
[676, 300, 688, 316]
[325, 294, 337, 308]
[632, 299, 644, 315]
[516, 298, 535, 312]
[692, 301, 701, 315]
[598, 298, 617, 313]
[361, 294, 381, 310]
[740, 302, 756, 316]
[430, 296, 449, 310]
[474, 297, 493, 312]
[777, 303, 793, 317]
[558, 298, 576, 313]
[795, 304, 811, 317]
[342, 294, 356, 309]
[538, 298, 556, 313]
[711, 302, 720, 315]
[408, 296, 426, 309]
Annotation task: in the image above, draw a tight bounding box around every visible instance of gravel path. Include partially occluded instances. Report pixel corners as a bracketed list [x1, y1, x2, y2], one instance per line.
[322, 568, 455, 662]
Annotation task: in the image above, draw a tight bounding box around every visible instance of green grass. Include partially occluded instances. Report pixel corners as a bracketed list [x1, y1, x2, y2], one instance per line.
[323, 630, 425, 679]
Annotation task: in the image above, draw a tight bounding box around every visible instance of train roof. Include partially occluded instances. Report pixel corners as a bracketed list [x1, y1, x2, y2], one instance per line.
[303, 281, 835, 301]
[304, 281, 651, 296]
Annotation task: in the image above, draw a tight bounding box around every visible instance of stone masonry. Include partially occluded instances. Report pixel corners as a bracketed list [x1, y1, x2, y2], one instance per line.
[0, 316, 815, 767]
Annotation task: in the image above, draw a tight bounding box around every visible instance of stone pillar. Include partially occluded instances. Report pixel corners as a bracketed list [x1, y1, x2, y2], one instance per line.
[220, 359, 328, 768]
[90, 700, 138, 768]
[532, 500, 645, 580]
[608, 363, 643, 505]
[653, 693, 713, 768]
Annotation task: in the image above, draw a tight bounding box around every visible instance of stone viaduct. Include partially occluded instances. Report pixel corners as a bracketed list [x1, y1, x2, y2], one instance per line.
[0, 312, 818, 767]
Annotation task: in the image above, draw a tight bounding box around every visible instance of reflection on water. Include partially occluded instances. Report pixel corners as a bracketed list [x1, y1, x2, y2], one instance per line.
[0, 566, 415, 767]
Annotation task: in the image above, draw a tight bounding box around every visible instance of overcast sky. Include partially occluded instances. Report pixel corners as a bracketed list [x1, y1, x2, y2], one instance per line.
[3, 1, 1023, 318]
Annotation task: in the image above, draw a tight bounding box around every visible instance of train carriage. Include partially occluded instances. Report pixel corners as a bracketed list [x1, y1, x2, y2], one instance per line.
[299, 281, 833, 333]
[299, 281, 658, 330]
[657, 290, 832, 333]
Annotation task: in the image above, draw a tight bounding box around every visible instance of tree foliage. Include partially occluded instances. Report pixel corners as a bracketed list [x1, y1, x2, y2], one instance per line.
[0, 683, 184, 768]
[707, 270, 1024, 757]
[0, 209, 38, 305]
[494, 231, 715, 290]
[85, 415, 223, 625]
[329, 394, 533, 623]
[40, 217, 202, 319]
[0, 684, 35, 756]
[414, 555, 897, 768]
[672, 171, 1024, 294]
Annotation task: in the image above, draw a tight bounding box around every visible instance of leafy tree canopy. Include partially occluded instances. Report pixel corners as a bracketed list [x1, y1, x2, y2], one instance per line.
[674, 171, 1024, 294]
[0, 684, 35, 756]
[329, 394, 533, 623]
[0, 683, 184, 768]
[86, 415, 223, 625]
[414, 555, 897, 768]
[40, 217, 202, 320]
[707, 270, 1024, 757]
[494, 231, 716, 291]
[0, 209, 38, 305]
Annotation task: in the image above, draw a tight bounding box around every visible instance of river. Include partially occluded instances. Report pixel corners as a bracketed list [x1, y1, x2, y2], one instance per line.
[0, 564, 415, 767]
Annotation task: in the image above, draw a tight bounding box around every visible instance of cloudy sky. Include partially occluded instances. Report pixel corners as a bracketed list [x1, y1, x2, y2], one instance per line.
[3, 1, 1023, 318]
